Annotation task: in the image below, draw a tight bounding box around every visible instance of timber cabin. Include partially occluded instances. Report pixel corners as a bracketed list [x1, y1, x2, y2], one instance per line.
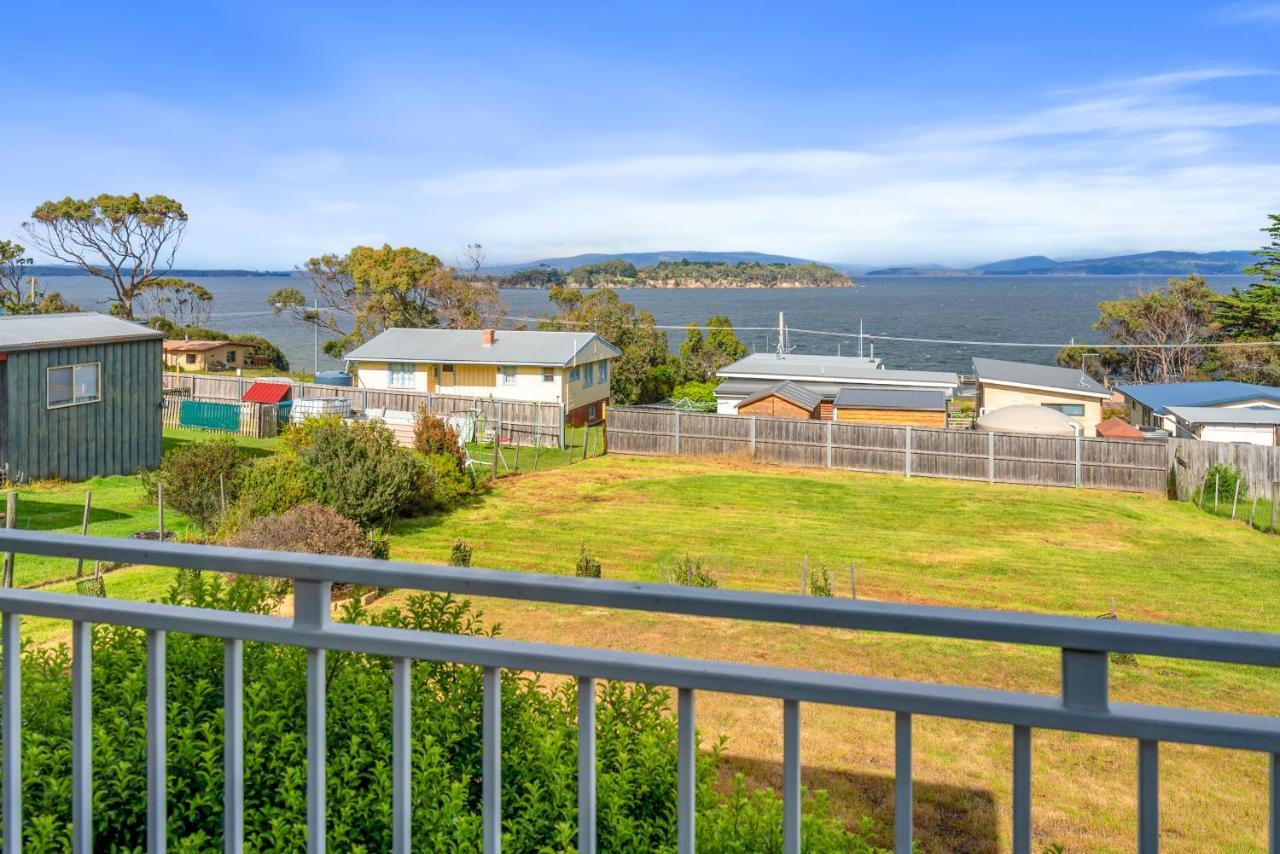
[344, 328, 621, 425]
[0, 312, 163, 482]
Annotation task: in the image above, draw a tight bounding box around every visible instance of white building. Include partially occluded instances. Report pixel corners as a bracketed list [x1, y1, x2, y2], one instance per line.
[344, 328, 621, 425]
[1166, 406, 1280, 446]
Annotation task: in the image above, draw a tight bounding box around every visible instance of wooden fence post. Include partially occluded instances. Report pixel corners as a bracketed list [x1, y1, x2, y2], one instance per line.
[1231, 479, 1242, 520]
[674, 410, 682, 456]
[1074, 433, 1082, 488]
[2, 490, 15, 587]
[76, 489, 93, 577]
[826, 421, 833, 469]
[987, 431, 995, 484]
[905, 426, 913, 478]
[750, 416, 757, 459]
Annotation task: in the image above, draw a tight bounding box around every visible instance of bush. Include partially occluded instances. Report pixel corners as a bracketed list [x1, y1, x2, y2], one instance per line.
[234, 454, 325, 521]
[663, 555, 718, 588]
[808, 565, 834, 598]
[414, 408, 467, 470]
[419, 453, 475, 511]
[140, 437, 247, 531]
[449, 539, 473, 567]
[229, 504, 374, 558]
[1201, 462, 1249, 506]
[671, 380, 718, 404]
[285, 417, 426, 528]
[575, 544, 602, 578]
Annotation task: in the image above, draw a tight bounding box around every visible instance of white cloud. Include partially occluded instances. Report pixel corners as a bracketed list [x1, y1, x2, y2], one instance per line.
[1217, 2, 1280, 23]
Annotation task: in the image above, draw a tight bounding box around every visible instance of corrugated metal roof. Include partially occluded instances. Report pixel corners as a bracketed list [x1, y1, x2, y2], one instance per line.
[163, 339, 231, 352]
[1167, 405, 1280, 426]
[344, 328, 621, 367]
[739, 381, 823, 411]
[0, 312, 162, 351]
[718, 353, 958, 387]
[1117, 381, 1280, 413]
[242, 381, 291, 404]
[972, 357, 1109, 398]
[715, 377, 954, 400]
[833, 388, 947, 411]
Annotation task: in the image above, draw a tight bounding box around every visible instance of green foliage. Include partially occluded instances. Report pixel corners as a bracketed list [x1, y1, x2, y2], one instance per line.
[663, 555, 719, 588]
[283, 417, 426, 528]
[565, 258, 638, 286]
[229, 503, 374, 558]
[500, 266, 566, 288]
[141, 437, 248, 531]
[575, 543, 602, 578]
[671, 380, 719, 404]
[698, 775, 890, 853]
[808, 565, 834, 598]
[449, 538, 473, 567]
[23, 193, 188, 318]
[1212, 213, 1280, 383]
[1091, 274, 1218, 383]
[678, 316, 747, 382]
[413, 408, 467, 470]
[148, 319, 290, 371]
[0, 239, 77, 315]
[273, 244, 503, 357]
[135, 278, 214, 326]
[419, 453, 476, 512]
[541, 287, 670, 404]
[233, 453, 324, 521]
[561, 259, 850, 289]
[1201, 463, 1249, 505]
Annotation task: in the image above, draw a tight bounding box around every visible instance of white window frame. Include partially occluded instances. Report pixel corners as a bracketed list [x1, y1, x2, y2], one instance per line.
[498, 366, 518, 385]
[542, 367, 555, 383]
[387, 362, 417, 389]
[583, 363, 594, 388]
[1042, 402, 1085, 417]
[598, 360, 608, 381]
[47, 362, 102, 410]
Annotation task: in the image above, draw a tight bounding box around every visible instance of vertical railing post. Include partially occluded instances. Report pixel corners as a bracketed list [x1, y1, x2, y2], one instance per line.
[72, 620, 92, 853]
[483, 666, 502, 854]
[677, 688, 695, 854]
[1138, 740, 1159, 854]
[148, 630, 168, 854]
[577, 677, 597, 854]
[783, 699, 801, 854]
[1269, 752, 1277, 854]
[295, 579, 331, 854]
[2, 613, 20, 853]
[1012, 726, 1031, 854]
[392, 657, 411, 854]
[895, 712, 912, 854]
[224, 638, 244, 854]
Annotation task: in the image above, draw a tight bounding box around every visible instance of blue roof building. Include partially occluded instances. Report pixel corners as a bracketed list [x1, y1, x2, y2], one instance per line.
[1116, 381, 1280, 431]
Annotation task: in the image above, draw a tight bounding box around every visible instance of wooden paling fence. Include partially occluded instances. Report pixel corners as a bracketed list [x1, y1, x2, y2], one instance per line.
[162, 395, 279, 439]
[163, 372, 565, 447]
[606, 407, 1171, 493]
[1166, 437, 1280, 501]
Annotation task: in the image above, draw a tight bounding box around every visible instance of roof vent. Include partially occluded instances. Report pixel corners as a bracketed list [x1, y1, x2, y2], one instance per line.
[481, 329, 496, 347]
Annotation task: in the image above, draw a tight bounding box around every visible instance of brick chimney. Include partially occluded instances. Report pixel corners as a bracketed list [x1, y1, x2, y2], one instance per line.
[481, 328, 496, 347]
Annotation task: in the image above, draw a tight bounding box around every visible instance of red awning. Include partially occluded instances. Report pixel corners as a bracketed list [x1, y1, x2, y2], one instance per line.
[242, 381, 291, 404]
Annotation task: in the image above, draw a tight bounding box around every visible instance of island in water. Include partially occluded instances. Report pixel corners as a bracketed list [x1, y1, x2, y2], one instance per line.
[492, 257, 853, 289]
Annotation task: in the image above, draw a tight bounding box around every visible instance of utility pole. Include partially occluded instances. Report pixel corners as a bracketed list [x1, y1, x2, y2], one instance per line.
[776, 311, 786, 358]
[859, 318, 864, 359]
[314, 296, 320, 378]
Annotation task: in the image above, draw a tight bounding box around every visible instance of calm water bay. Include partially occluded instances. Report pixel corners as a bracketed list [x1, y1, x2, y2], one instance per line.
[40, 274, 1251, 375]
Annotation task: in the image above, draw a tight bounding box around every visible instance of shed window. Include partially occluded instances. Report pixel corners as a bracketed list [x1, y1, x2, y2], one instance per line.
[1042, 403, 1085, 417]
[387, 362, 416, 389]
[185, 354, 197, 364]
[542, 367, 555, 383]
[225, 350, 237, 363]
[48, 363, 100, 408]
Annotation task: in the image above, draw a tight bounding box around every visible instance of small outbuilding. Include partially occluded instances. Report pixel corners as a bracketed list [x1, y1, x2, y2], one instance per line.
[833, 388, 947, 428]
[0, 312, 163, 482]
[1096, 417, 1145, 441]
[1166, 406, 1280, 446]
[973, 358, 1110, 436]
[735, 381, 823, 420]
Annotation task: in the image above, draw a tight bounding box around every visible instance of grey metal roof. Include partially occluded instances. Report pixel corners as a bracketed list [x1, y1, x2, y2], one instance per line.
[0, 312, 162, 351]
[738, 381, 824, 411]
[833, 388, 947, 411]
[718, 353, 959, 387]
[972, 357, 1109, 398]
[715, 377, 954, 400]
[344, 328, 621, 367]
[1167, 406, 1280, 426]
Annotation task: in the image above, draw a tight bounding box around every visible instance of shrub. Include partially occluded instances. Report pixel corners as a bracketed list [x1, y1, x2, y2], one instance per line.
[229, 504, 374, 558]
[288, 418, 426, 528]
[808, 565, 834, 598]
[140, 437, 247, 531]
[663, 555, 718, 588]
[419, 452, 475, 511]
[413, 408, 467, 470]
[575, 544, 602, 578]
[1202, 462, 1248, 506]
[234, 453, 324, 520]
[449, 539, 473, 567]
[671, 380, 718, 404]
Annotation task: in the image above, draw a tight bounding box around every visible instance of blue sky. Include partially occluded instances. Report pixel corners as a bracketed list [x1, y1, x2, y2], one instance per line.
[4, 1, 1280, 268]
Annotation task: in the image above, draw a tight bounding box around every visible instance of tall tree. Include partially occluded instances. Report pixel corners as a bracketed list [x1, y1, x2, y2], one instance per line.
[134, 278, 214, 327]
[539, 286, 670, 404]
[1090, 274, 1218, 383]
[462, 242, 487, 276]
[0, 239, 77, 315]
[22, 194, 188, 318]
[677, 315, 747, 381]
[269, 244, 503, 357]
[1212, 213, 1280, 382]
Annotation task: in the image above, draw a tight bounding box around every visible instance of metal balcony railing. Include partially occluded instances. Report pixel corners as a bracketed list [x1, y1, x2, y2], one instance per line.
[0, 528, 1278, 854]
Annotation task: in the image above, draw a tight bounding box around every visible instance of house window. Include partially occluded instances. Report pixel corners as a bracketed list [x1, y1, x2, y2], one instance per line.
[185, 354, 197, 364]
[542, 368, 555, 383]
[570, 366, 581, 381]
[598, 360, 608, 381]
[387, 362, 416, 389]
[583, 363, 594, 387]
[225, 350, 237, 363]
[48, 363, 100, 409]
[588, 403, 598, 422]
[1043, 403, 1085, 417]
[498, 366, 518, 385]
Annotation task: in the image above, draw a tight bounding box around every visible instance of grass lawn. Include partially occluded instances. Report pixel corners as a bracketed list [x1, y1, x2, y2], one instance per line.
[464, 423, 605, 477]
[386, 454, 1280, 853]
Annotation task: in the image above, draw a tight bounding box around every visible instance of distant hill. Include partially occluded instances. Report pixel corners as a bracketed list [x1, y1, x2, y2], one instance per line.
[29, 265, 290, 278]
[866, 250, 1255, 276]
[488, 250, 818, 275]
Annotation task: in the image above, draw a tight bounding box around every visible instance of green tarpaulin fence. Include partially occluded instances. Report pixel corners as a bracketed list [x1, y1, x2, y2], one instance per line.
[179, 400, 241, 432]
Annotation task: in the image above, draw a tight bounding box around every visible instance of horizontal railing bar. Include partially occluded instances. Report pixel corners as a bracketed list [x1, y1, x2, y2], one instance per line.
[3, 588, 1279, 753]
[2, 530, 1277, 666]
